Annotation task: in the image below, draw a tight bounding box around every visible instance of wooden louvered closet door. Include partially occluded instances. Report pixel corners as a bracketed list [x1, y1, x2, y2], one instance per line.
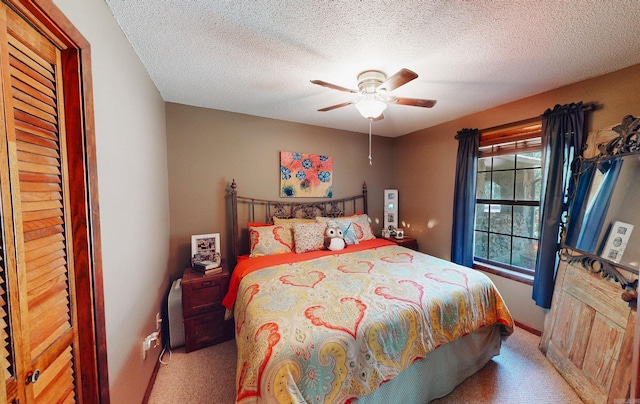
[0, 4, 79, 403]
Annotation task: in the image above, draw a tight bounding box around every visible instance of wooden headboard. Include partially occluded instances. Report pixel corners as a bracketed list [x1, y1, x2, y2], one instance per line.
[230, 179, 368, 264]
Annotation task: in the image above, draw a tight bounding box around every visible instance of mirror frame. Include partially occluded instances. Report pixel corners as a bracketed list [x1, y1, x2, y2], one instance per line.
[560, 115, 640, 293]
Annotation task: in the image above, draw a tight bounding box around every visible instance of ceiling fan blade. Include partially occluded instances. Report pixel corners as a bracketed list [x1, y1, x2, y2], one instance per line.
[377, 68, 418, 91]
[311, 80, 357, 93]
[318, 101, 354, 112]
[391, 97, 437, 108]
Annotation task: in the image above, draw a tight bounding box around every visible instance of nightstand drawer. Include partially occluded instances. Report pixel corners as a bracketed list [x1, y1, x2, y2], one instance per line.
[184, 309, 234, 352]
[183, 281, 223, 317]
[182, 266, 229, 318]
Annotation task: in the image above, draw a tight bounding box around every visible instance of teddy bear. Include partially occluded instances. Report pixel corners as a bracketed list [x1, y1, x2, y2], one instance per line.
[324, 225, 346, 251]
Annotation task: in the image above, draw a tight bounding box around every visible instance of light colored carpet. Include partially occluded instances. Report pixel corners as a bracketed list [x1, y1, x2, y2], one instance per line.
[430, 327, 583, 404]
[148, 339, 237, 403]
[148, 327, 583, 403]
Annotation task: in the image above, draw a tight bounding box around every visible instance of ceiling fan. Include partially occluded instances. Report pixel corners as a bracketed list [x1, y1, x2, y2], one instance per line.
[311, 68, 437, 120]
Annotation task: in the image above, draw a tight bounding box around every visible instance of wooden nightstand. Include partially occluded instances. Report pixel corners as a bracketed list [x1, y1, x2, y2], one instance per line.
[384, 236, 418, 251]
[182, 264, 234, 352]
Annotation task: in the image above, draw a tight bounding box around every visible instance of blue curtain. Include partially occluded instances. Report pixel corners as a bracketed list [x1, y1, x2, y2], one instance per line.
[563, 160, 595, 248]
[575, 159, 623, 252]
[532, 103, 585, 308]
[451, 128, 479, 267]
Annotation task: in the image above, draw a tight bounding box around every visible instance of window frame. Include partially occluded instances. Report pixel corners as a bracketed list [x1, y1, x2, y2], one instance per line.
[472, 121, 543, 285]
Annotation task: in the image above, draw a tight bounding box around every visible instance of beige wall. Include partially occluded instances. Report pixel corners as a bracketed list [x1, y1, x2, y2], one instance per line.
[165, 104, 395, 280]
[393, 64, 640, 331]
[54, 1, 170, 403]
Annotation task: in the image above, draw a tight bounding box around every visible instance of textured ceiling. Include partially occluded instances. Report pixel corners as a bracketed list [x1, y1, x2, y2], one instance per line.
[105, 0, 640, 137]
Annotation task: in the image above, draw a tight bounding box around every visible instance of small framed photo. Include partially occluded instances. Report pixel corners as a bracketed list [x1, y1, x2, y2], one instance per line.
[600, 221, 634, 264]
[191, 233, 221, 265]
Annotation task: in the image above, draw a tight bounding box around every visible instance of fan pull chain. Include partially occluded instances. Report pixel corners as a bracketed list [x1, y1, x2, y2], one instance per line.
[368, 119, 373, 166]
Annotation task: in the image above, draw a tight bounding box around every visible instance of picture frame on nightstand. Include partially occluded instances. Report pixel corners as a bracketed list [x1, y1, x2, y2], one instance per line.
[191, 233, 221, 267]
[383, 189, 398, 230]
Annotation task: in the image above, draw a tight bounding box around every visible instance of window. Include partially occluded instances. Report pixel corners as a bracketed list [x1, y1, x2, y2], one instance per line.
[473, 122, 542, 277]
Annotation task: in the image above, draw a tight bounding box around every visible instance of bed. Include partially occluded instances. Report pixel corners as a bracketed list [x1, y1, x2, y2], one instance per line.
[222, 180, 514, 403]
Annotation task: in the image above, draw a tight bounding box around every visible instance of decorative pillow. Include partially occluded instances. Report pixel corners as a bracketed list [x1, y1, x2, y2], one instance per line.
[292, 222, 327, 253]
[248, 224, 293, 257]
[273, 217, 316, 225]
[325, 219, 359, 245]
[247, 222, 271, 228]
[351, 214, 376, 241]
[246, 222, 273, 253]
[317, 214, 375, 242]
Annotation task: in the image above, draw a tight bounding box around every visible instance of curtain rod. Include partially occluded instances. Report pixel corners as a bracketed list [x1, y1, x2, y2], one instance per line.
[479, 103, 596, 134]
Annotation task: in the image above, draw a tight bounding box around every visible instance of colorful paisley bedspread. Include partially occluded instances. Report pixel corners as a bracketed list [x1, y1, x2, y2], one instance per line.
[233, 243, 514, 403]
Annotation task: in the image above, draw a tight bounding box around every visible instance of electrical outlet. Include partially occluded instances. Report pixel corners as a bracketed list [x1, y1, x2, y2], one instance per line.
[155, 312, 162, 331]
[142, 331, 160, 360]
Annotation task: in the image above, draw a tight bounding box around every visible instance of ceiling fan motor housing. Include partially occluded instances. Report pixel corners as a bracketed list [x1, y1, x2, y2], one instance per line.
[357, 70, 386, 94]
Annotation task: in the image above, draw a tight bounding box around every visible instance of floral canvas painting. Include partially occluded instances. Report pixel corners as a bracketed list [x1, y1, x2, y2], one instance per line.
[280, 151, 333, 197]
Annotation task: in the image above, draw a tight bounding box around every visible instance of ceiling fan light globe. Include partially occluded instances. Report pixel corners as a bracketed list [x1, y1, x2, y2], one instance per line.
[356, 98, 387, 119]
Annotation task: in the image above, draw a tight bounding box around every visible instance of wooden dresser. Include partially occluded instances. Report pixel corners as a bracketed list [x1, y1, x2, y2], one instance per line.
[182, 265, 234, 352]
